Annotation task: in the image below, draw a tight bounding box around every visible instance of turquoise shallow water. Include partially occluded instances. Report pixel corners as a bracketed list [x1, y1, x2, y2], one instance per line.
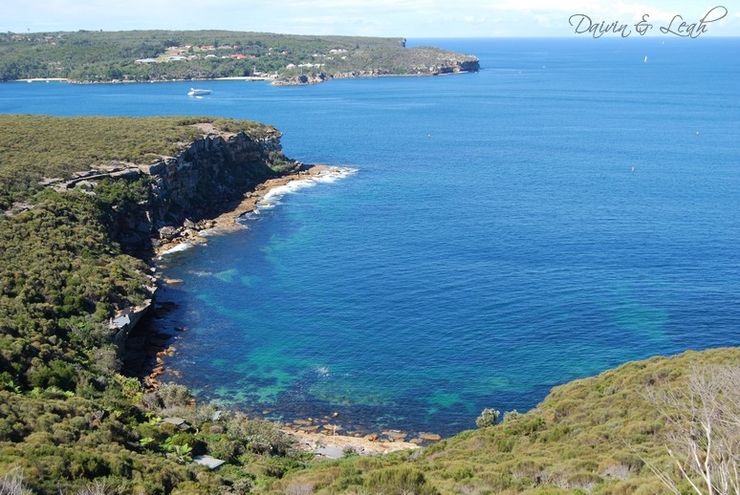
[2, 38, 739, 435]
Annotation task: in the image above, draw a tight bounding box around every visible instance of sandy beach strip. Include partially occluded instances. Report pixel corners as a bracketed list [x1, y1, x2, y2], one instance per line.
[283, 426, 421, 458]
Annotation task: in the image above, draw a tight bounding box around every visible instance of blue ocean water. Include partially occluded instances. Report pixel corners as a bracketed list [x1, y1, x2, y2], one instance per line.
[2, 38, 739, 435]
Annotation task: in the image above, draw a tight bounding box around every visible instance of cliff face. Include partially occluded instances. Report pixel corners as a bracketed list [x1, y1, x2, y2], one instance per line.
[147, 130, 287, 224]
[105, 128, 297, 340]
[58, 127, 299, 255]
[275, 57, 481, 86]
[457, 59, 480, 73]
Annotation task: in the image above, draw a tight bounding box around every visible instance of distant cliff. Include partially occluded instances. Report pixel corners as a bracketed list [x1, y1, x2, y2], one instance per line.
[274, 46, 480, 85]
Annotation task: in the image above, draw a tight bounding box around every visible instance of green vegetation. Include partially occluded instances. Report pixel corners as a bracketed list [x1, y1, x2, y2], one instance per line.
[272, 348, 739, 495]
[0, 183, 149, 390]
[0, 382, 309, 494]
[0, 115, 273, 209]
[0, 30, 478, 83]
[0, 182, 308, 492]
[0, 115, 306, 493]
[0, 114, 736, 494]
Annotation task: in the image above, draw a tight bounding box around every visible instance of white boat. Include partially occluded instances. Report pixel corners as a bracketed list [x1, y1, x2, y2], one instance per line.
[187, 88, 212, 96]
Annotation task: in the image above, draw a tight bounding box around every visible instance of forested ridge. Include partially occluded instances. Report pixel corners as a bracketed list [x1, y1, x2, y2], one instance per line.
[0, 30, 478, 83]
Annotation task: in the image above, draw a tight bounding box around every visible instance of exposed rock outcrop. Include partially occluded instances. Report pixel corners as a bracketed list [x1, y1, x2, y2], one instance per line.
[51, 125, 299, 255]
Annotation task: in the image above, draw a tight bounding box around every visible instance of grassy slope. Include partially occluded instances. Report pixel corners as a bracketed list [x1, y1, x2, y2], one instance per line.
[272, 347, 739, 495]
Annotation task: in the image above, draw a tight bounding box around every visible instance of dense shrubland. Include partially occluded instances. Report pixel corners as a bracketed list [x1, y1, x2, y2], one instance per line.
[0, 115, 735, 494]
[0, 115, 307, 493]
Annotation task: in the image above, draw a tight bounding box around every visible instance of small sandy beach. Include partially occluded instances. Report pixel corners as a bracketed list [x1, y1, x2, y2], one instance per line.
[284, 426, 421, 458]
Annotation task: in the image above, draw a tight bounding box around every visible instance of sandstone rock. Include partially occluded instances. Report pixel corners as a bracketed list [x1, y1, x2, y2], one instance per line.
[322, 424, 342, 433]
[418, 432, 442, 442]
[193, 455, 225, 470]
[158, 226, 180, 240]
[383, 430, 407, 441]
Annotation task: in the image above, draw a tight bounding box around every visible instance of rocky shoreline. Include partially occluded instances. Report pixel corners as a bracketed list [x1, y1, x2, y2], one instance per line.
[140, 165, 449, 455]
[14, 63, 478, 87]
[129, 163, 355, 387]
[285, 426, 420, 458]
[281, 417, 448, 458]
[154, 164, 354, 256]
[31, 119, 436, 456]
[52, 121, 442, 457]
[273, 60, 479, 86]
[131, 163, 437, 456]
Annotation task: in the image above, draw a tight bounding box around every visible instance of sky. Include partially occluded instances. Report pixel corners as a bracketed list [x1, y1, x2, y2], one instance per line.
[3, 0, 739, 37]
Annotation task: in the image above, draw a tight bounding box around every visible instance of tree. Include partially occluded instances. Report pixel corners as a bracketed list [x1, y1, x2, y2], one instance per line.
[645, 365, 739, 495]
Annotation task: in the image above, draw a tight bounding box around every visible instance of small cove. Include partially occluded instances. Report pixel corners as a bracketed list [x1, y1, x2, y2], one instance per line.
[2, 38, 739, 436]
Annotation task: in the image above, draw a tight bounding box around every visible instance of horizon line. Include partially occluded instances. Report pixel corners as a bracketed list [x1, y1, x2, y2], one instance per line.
[3, 29, 739, 39]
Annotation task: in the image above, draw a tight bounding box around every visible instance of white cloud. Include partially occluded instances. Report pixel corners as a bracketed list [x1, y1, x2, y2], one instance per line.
[2, 0, 738, 37]
[487, 0, 674, 22]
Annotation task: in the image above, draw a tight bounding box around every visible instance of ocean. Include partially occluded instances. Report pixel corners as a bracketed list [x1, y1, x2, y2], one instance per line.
[2, 38, 738, 436]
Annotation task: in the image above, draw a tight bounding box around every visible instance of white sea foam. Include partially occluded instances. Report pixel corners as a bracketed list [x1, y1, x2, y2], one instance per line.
[166, 167, 357, 248]
[159, 242, 193, 256]
[258, 179, 317, 209]
[188, 270, 213, 277]
[198, 228, 220, 237]
[255, 166, 358, 210]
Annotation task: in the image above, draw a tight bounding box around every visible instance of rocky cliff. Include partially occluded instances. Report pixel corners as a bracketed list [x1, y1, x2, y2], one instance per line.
[52, 123, 299, 255]
[275, 57, 480, 86]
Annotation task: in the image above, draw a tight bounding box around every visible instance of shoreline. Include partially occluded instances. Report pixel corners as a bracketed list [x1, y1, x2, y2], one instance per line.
[11, 69, 476, 87]
[154, 164, 356, 257]
[141, 163, 434, 455]
[14, 77, 70, 82]
[140, 163, 356, 390]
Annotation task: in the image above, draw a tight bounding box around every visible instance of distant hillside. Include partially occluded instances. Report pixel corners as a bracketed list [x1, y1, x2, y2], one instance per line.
[0, 30, 479, 84]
